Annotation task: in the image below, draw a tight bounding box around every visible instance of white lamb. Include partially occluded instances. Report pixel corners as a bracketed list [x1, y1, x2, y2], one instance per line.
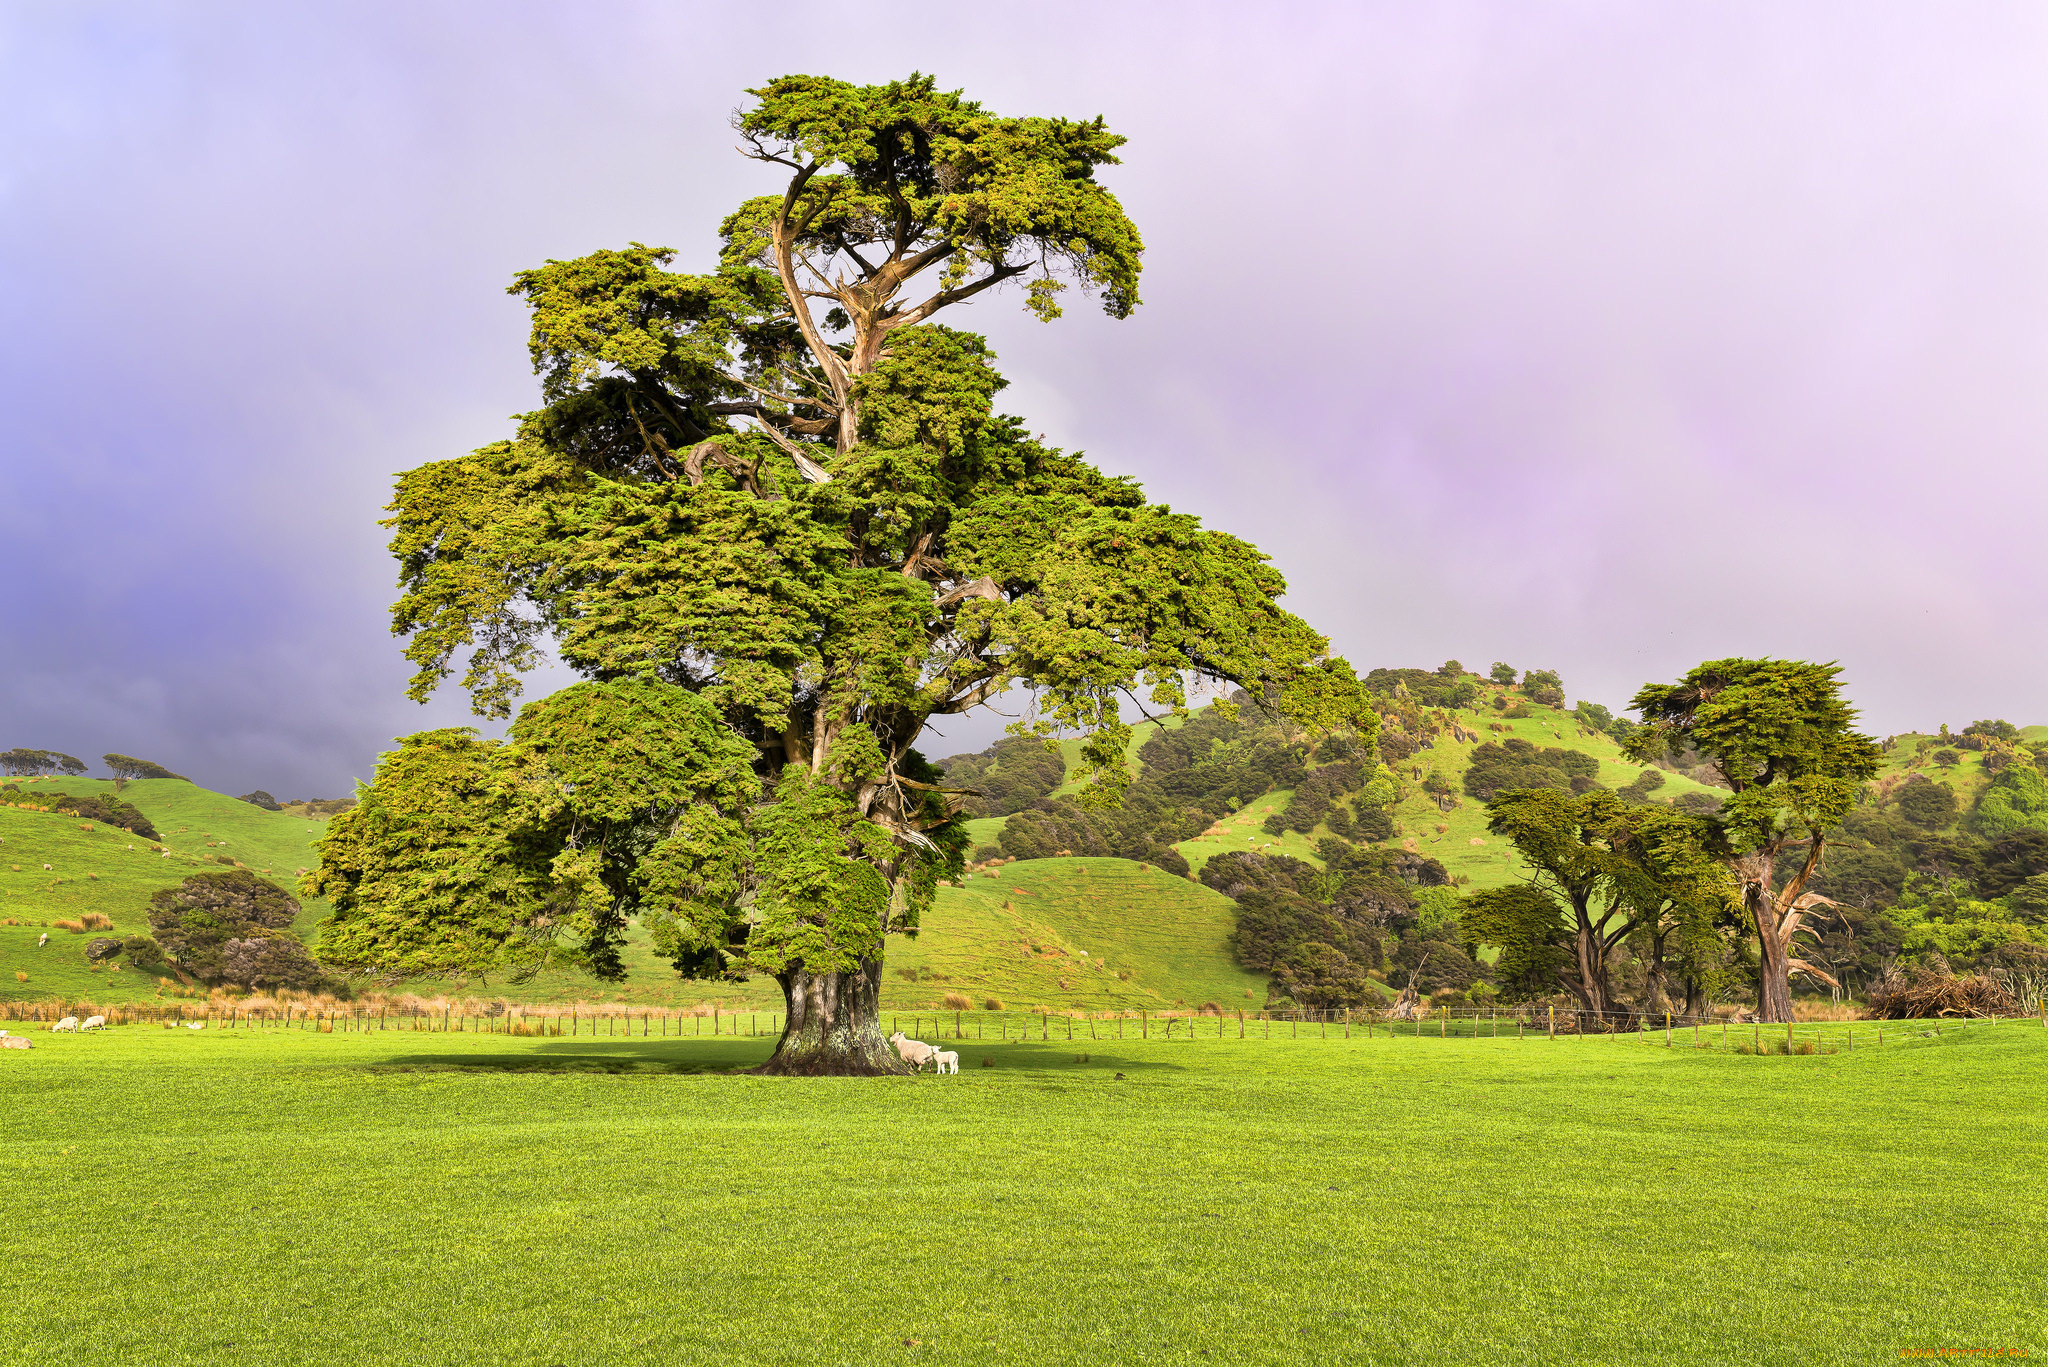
[38, 932, 48, 948]
[932, 1049, 959, 1074]
[888, 1031, 936, 1070]
[80, 1015, 106, 1031]
[51, 1016, 79, 1032]
[186, 1022, 205, 1030]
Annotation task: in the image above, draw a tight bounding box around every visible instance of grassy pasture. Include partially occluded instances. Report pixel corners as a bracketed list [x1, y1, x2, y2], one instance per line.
[1, 1017, 2041, 1364]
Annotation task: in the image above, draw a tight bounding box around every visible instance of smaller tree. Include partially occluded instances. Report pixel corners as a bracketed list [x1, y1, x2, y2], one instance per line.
[238, 790, 283, 811]
[1627, 658, 1881, 1022]
[1521, 669, 1565, 707]
[1460, 788, 1729, 1019]
[1489, 662, 1517, 686]
[1932, 749, 1961, 769]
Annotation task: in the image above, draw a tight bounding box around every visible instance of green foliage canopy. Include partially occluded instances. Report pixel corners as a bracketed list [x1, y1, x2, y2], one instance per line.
[324, 76, 1374, 1035]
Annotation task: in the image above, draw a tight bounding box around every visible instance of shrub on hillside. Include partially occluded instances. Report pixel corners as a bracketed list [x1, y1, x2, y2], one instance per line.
[1463, 739, 1597, 801]
[238, 790, 283, 810]
[1352, 807, 1394, 842]
[146, 869, 341, 993]
[14, 790, 163, 840]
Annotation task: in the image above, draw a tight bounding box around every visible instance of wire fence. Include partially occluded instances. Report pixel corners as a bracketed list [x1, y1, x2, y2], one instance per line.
[888, 1003, 2048, 1054]
[4, 999, 2042, 1055]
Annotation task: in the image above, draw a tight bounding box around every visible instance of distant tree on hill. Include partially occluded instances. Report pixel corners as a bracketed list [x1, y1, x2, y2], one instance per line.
[1489, 662, 1517, 685]
[1964, 719, 2020, 743]
[0, 749, 86, 777]
[1932, 749, 1961, 769]
[1896, 776, 1958, 830]
[103, 754, 185, 781]
[1626, 659, 1881, 1023]
[1616, 768, 1667, 804]
[1520, 669, 1565, 708]
[238, 790, 283, 811]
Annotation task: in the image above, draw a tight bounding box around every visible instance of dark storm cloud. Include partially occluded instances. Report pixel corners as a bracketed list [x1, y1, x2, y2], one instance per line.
[2, 2, 2043, 792]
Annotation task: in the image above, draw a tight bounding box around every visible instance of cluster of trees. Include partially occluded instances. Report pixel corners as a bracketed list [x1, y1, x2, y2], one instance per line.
[0, 787, 160, 839]
[115, 870, 341, 993]
[0, 749, 85, 777]
[104, 753, 184, 781]
[980, 702, 1304, 870]
[1204, 841, 1476, 1008]
[1789, 727, 2048, 995]
[0, 750, 186, 781]
[965, 697, 1399, 874]
[1362, 660, 1568, 712]
[238, 790, 284, 810]
[1462, 739, 1599, 800]
[932, 738, 1065, 817]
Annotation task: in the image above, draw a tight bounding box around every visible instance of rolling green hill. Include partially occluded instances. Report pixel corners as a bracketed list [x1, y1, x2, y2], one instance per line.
[887, 856, 1264, 1012]
[0, 777, 335, 1004]
[9, 696, 2037, 1014]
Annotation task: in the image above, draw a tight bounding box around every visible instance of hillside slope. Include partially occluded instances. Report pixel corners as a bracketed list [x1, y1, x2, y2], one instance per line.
[0, 777, 334, 1004]
[887, 857, 1264, 1011]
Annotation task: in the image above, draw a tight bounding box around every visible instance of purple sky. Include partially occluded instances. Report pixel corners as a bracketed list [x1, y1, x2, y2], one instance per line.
[4, 2, 2046, 794]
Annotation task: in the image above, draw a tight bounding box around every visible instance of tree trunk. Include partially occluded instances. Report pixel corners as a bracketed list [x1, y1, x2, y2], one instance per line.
[753, 957, 911, 1077]
[1751, 885, 1794, 1024]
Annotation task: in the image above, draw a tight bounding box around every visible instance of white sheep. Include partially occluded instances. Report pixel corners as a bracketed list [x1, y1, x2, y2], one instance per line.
[932, 1049, 959, 1074]
[0, 1037, 29, 1051]
[186, 1021, 205, 1031]
[38, 932, 48, 948]
[80, 1015, 106, 1031]
[888, 1031, 937, 1070]
[41, 863, 51, 870]
[51, 1016, 79, 1032]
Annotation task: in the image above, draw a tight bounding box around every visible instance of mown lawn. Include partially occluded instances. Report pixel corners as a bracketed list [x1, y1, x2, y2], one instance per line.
[2, 1017, 2041, 1364]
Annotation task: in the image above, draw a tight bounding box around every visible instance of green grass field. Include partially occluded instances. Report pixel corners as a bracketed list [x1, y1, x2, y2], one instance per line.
[2, 1016, 2040, 1364]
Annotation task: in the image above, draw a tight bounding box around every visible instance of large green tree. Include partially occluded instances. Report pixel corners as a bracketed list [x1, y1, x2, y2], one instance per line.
[1626, 659, 1881, 1022]
[314, 74, 1372, 1074]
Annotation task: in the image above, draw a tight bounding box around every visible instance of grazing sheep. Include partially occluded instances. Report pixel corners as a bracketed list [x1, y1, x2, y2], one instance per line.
[80, 1015, 106, 1031]
[51, 1016, 79, 1032]
[37, 932, 48, 948]
[932, 1050, 959, 1074]
[887, 1031, 937, 1070]
[185, 1021, 205, 1030]
[41, 863, 51, 871]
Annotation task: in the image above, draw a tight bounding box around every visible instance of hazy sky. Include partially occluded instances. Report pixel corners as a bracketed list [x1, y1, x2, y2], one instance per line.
[3, 1, 2045, 794]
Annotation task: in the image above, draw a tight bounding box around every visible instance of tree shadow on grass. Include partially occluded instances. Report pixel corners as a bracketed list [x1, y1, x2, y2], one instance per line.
[367, 1038, 773, 1075]
[361, 1037, 1187, 1077]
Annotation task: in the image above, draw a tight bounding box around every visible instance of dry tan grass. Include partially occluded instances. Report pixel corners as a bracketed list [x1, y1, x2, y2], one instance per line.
[1789, 1000, 1865, 1021]
[941, 992, 972, 1011]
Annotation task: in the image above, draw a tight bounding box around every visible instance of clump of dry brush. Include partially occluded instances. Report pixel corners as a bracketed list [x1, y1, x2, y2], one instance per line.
[1867, 968, 2018, 1020]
